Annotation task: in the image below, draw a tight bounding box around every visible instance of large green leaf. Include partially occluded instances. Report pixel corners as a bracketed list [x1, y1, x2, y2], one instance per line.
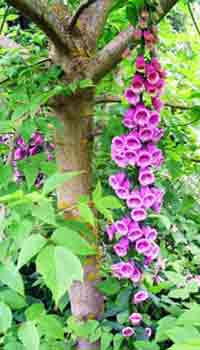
[32, 200, 56, 225]
[95, 196, 123, 210]
[18, 321, 40, 350]
[176, 304, 200, 326]
[51, 227, 95, 256]
[0, 263, 24, 295]
[38, 315, 64, 340]
[156, 316, 176, 342]
[101, 332, 113, 350]
[166, 326, 199, 344]
[78, 202, 95, 227]
[42, 171, 81, 195]
[36, 245, 83, 304]
[0, 302, 12, 334]
[25, 303, 45, 322]
[169, 338, 200, 350]
[97, 278, 120, 296]
[0, 288, 26, 310]
[17, 234, 47, 269]
[113, 334, 124, 350]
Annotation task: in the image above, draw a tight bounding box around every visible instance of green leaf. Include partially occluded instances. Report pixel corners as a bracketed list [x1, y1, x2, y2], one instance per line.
[117, 310, 130, 324]
[168, 338, 200, 350]
[166, 326, 199, 344]
[42, 171, 81, 195]
[51, 227, 95, 256]
[176, 304, 200, 326]
[4, 340, 23, 350]
[36, 245, 83, 305]
[95, 196, 123, 210]
[12, 104, 30, 120]
[67, 316, 99, 339]
[0, 121, 15, 133]
[0, 165, 12, 190]
[0, 288, 26, 310]
[126, 4, 138, 26]
[38, 315, 64, 340]
[101, 332, 113, 350]
[149, 214, 171, 230]
[79, 79, 94, 88]
[0, 263, 24, 295]
[25, 303, 46, 322]
[18, 321, 40, 350]
[113, 334, 124, 350]
[187, 281, 198, 294]
[156, 316, 176, 342]
[92, 182, 102, 202]
[21, 161, 39, 189]
[97, 278, 120, 296]
[0, 302, 12, 334]
[169, 288, 189, 300]
[135, 341, 160, 350]
[32, 200, 56, 225]
[78, 202, 95, 227]
[18, 234, 47, 269]
[165, 271, 185, 285]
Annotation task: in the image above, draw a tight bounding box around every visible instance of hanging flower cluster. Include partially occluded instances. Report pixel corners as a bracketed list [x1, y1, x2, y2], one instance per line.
[106, 9, 166, 339]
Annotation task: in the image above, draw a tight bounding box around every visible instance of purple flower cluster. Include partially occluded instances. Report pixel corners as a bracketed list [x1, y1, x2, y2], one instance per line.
[106, 15, 166, 339]
[0, 132, 54, 187]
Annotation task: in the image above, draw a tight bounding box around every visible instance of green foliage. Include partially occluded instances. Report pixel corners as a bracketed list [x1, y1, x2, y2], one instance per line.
[156, 304, 200, 350]
[0, 302, 12, 334]
[51, 227, 96, 256]
[18, 321, 40, 350]
[0, 0, 200, 348]
[36, 245, 83, 305]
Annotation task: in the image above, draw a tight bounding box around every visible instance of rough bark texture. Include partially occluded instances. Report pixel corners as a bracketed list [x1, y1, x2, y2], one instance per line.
[54, 92, 93, 209]
[54, 91, 104, 350]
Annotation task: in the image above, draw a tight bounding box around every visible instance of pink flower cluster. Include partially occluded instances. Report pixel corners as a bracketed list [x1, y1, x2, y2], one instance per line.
[106, 15, 166, 340]
[109, 172, 164, 214]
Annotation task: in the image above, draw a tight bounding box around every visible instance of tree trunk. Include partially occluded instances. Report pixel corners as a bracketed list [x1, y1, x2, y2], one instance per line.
[54, 90, 104, 350]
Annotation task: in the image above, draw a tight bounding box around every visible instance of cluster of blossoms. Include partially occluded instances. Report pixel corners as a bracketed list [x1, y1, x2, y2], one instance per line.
[0, 132, 54, 187]
[106, 9, 166, 340]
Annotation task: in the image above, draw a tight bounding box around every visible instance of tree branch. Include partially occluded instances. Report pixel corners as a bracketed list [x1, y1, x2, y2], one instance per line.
[95, 95, 121, 104]
[87, 0, 178, 82]
[165, 102, 193, 110]
[6, 0, 70, 50]
[0, 5, 10, 34]
[68, 0, 97, 31]
[77, 0, 113, 51]
[95, 95, 193, 111]
[187, 1, 200, 37]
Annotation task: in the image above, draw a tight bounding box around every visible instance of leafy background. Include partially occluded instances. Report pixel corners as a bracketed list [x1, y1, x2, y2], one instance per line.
[0, 0, 200, 349]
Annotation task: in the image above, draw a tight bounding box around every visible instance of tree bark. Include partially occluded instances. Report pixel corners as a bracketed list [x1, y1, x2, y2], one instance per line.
[54, 91, 104, 349]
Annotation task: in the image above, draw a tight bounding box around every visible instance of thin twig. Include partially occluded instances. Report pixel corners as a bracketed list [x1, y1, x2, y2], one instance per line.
[178, 117, 200, 127]
[0, 5, 10, 34]
[165, 102, 192, 110]
[68, 0, 97, 31]
[95, 95, 192, 110]
[187, 1, 200, 36]
[0, 77, 9, 85]
[95, 95, 121, 104]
